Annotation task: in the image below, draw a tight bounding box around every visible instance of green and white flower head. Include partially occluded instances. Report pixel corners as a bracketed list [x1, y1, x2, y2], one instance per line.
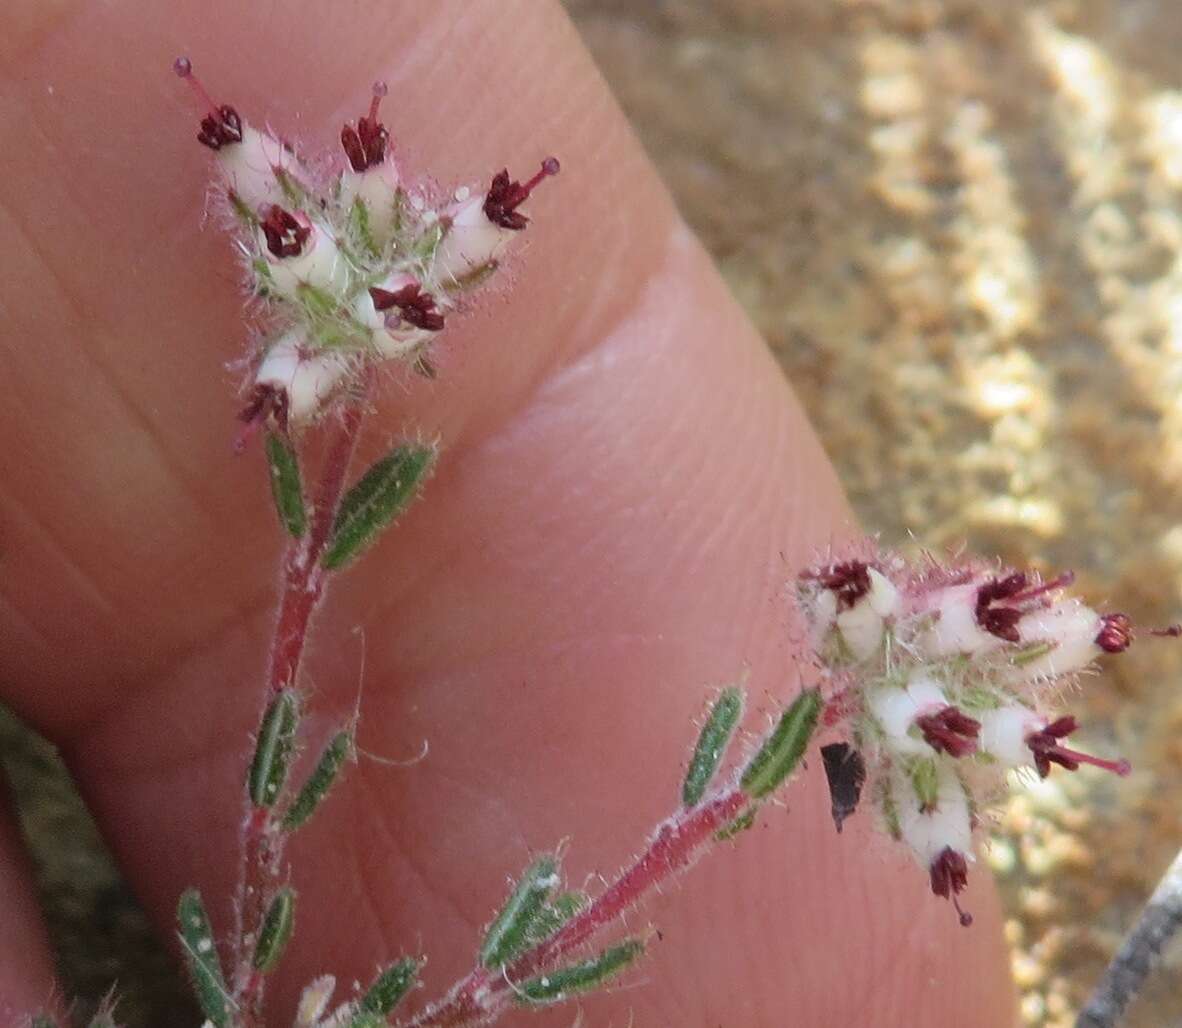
[173, 57, 559, 441]
[800, 549, 1143, 926]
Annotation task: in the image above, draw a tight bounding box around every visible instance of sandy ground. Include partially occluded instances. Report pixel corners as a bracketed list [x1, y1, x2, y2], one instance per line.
[6, 1, 1182, 1025]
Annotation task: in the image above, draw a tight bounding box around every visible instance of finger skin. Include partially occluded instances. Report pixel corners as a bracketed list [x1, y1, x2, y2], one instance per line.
[0, 1, 1015, 1025]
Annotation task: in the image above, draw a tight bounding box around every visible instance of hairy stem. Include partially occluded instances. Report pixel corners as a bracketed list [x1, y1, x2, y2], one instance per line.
[401, 789, 750, 1028]
[234, 396, 369, 1027]
[1077, 845, 1182, 1028]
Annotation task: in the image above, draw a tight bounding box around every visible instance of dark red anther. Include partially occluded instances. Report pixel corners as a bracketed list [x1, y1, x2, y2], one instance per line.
[975, 573, 1028, 642]
[1095, 613, 1133, 653]
[483, 157, 561, 230]
[929, 847, 973, 927]
[810, 560, 872, 611]
[1025, 716, 1131, 779]
[260, 206, 311, 259]
[341, 81, 390, 172]
[174, 55, 244, 151]
[369, 283, 445, 332]
[916, 706, 981, 758]
[235, 384, 289, 453]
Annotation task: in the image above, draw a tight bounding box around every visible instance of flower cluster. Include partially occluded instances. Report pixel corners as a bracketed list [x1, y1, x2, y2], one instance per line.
[800, 549, 1140, 926]
[173, 57, 558, 438]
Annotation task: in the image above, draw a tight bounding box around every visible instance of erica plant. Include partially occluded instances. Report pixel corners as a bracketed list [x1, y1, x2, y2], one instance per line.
[26, 53, 1166, 1028]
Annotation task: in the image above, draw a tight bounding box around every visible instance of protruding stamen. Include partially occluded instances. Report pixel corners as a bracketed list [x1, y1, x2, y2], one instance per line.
[482, 157, 561, 230]
[929, 847, 973, 927]
[341, 81, 390, 172]
[916, 706, 981, 758]
[975, 573, 1027, 642]
[1095, 613, 1133, 653]
[1008, 571, 1075, 606]
[1025, 716, 1131, 778]
[370, 283, 445, 332]
[173, 56, 243, 151]
[260, 205, 311, 259]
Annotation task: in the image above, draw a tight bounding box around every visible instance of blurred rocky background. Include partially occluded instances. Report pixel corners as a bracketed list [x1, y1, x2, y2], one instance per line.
[6, 1, 1182, 1024]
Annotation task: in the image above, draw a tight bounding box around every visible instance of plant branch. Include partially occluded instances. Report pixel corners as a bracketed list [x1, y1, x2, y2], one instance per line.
[233, 392, 369, 1027]
[400, 788, 751, 1028]
[1077, 845, 1182, 1028]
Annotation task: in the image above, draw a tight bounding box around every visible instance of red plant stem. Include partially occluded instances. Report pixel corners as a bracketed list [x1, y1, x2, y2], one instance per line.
[401, 788, 751, 1028]
[234, 395, 369, 1026]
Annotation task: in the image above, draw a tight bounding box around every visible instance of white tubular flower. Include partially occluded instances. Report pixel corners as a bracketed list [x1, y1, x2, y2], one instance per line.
[916, 582, 1005, 658]
[258, 207, 349, 300]
[977, 703, 1042, 767]
[339, 81, 403, 248]
[869, 676, 949, 756]
[892, 762, 975, 925]
[836, 567, 898, 660]
[432, 159, 560, 282]
[341, 165, 402, 247]
[1008, 599, 1102, 682]
[253, 333, 351, 426]
[358, 272, 444, 360]
[175, 57, 295, 212]
[217, 124, 296, 213]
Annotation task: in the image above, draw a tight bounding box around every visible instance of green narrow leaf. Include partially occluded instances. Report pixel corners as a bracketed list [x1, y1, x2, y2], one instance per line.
[480, 855, 559, 968]
[253, 887, 296, 973]
[31, 1016, 60, 1028]
[87, 1015, 116, 1028]
[322, 445, 436, 570]
[249, 689, 300, 808]
[740, 688, 822, 799]
[516, 939, 645, 1005]
[177, 888, 231, 1027]
[264, 432, 306, 538]
[281, 729, 352, 831]
[714, 807, 757, 842]
[524, 890, 588, 946]
[682, 687, 744, 807]
[355, 957, 420, 1018]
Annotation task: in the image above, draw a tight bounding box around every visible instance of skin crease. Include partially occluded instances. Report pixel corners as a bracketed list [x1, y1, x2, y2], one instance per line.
[0, 1, 1018, 1025]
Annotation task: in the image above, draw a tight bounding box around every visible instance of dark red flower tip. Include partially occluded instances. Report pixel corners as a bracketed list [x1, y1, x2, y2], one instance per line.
[341, 81, 390, 173]
[1095, 612, 1133, 653]
[1025, 715, 1131, 779]
[808, 560, 872, 612]
[234, 383, 289, 452]
[369, 283, 445, 332]
[975, 573, 1027, 642]
[483, 157, 561, 230]
[916, 706, 981, 758]
[260, 206, 311, 259]
[174, 56, 244, 151]
[929, 847, 973, 927]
